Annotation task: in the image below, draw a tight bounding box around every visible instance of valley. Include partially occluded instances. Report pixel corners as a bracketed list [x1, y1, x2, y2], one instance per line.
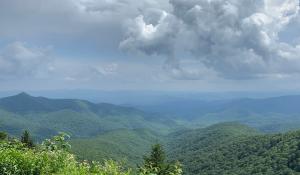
[1, 93, 300, 174]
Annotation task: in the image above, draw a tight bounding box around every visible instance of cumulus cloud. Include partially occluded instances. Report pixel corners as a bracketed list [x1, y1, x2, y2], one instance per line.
[120, 10, 179, 55]
[119, 9, 197, 78]
[0, 42, 52, 79]
[121, 0, 300, 79]
[0, 0, 169, 55]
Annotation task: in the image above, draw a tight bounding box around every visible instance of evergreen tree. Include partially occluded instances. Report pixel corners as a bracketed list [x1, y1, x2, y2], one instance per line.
[139, 144, 182, 175]
[21, 130, 34, 148]
[144, 144, 166, 169]
[0, 131, 7, 140]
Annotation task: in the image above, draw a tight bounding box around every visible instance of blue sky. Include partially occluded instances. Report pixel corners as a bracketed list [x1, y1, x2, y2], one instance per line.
[0, 0, 300, 92]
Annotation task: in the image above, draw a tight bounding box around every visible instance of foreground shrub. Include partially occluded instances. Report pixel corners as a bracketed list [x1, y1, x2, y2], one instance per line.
[0, 133, 131, 175]
[0, 133, 182, 175]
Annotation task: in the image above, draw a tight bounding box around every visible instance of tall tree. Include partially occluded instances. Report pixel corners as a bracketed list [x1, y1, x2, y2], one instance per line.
[21, 130, 34, 148]
[139, 144, 182, 175]
[144, 144, 166, 169]
[0, 131, 7, 140]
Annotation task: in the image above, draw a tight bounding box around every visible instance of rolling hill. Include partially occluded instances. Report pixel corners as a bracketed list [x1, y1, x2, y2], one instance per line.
[2, 92, 300, 173]
[167, 123, 300, 175]
[0, 92, 179, 140]
[0, 92, 183, 168]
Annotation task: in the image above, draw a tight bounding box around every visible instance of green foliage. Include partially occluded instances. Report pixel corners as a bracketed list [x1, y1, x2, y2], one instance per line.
[21, 130, 34, 148]
[139, 144, 183, 175]
[168, 123, 300, 175]
[42, 132, 71, 151]
[70, 129, 163, 167]
[143, 144, 165, 170]
[0, 93, 179, 141]
[0, 133, 132, 175]
[0, 132, 7, 140]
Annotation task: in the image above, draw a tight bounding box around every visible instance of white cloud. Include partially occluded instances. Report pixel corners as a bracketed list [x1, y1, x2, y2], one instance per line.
[2, 0, 300, 91]
[121, 0, 300, 79]
[120, 10, 179, 56]
[0, 42, 52, 79]
[0, 0, 169, 54]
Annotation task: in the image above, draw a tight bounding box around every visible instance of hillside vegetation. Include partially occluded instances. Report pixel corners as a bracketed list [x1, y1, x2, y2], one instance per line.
[71, 128, 163, 167]
[0, 132, 182, 175]
[2, 93, 300, 174]
[0, 93, 178, 140]
[168, 123, 300, 175]
[0, 133, 132, 175]
[0, 93, 181, 169]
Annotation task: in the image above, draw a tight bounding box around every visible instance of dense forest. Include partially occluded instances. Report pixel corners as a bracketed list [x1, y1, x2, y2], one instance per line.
[2, 123, 300, 175]
[70, 128, 163, 167]
[168, 123, 300, 175]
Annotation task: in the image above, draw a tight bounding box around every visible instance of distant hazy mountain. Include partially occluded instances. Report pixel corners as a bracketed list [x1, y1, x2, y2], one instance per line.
[1, 90, 298, 105]
[139, 95, 300, 132]
[0, 93, 179, 140]
[140, 95, 300, 116]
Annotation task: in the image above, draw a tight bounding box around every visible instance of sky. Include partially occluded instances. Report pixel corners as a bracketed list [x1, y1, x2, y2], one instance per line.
[1, 0, 300, 92]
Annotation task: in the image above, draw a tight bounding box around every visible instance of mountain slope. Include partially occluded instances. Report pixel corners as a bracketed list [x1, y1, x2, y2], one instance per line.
[167, 123, 300, 175]
[70, 128, 163, 167]
[0, 93, 179, 140]
[0, 92, 150, 115]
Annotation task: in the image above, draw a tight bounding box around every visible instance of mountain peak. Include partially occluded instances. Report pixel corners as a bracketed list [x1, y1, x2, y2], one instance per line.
[8, 92, 35, 101]
[0, 92, 89, 113]
[0, 92, 42, 113]
[16, 92, 32, 97]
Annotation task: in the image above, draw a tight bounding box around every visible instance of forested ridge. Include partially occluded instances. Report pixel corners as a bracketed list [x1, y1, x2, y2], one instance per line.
[0, 93, 178, 140]
[168, 123, 300, 175]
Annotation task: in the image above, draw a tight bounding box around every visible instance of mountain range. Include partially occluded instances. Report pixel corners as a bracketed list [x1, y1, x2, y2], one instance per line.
[0, 92, 178, 140]
[1, 92, 300, 173]
[138, 95, 300, 132]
